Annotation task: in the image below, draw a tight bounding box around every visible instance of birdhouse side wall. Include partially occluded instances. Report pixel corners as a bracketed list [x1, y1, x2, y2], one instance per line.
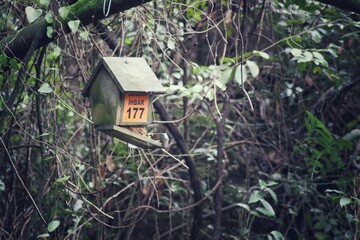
[89, 69, 122, 126]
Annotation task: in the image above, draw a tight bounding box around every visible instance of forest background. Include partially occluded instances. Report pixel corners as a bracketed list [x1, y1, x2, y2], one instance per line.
[0, 0, 359, 239]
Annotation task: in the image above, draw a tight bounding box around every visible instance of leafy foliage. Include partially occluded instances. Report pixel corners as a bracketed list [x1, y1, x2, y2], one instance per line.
[0, 0, 360, 239]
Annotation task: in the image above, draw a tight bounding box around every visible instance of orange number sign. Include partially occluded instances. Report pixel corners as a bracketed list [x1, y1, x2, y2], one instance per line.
[122, 93, 149, 123]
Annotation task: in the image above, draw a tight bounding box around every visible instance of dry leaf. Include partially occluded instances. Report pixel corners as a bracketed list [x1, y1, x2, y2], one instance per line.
[156, 189, 163, 197]
[98, 162, 105, 179]
[142, 177, 164, 196]
[305, 75, 313, 87]
[142, 184, 153, 196]
[106, 154, 116, 172]
[154, 177, 164, 197]
[267, 151, 285, 164]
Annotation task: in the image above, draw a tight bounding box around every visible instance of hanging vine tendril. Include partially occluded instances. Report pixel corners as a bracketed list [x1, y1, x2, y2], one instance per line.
[103, 0, 112, 17]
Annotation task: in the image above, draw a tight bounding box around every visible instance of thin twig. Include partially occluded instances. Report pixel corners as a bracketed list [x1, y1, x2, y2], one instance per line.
[0, 137, 48, 227]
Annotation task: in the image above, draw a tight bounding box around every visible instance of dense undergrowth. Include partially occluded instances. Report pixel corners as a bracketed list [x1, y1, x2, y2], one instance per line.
[0, 0, 359, 239]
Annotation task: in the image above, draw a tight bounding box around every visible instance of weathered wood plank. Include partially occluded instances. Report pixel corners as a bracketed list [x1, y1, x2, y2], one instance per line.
[95, 125, 164, 149]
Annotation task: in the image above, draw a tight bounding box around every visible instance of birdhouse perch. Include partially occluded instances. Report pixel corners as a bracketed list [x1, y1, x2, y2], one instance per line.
[82, 57, 168, 149]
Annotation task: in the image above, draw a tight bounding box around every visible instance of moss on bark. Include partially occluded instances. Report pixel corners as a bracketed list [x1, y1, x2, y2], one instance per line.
[0, 0, 151, 60]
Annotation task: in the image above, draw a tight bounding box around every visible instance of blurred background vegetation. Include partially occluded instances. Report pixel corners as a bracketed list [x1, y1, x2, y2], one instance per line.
[0, 0, 359, 239]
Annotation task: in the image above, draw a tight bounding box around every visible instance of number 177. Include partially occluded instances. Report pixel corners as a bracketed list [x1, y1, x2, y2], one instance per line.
[126, 107, 145, 119]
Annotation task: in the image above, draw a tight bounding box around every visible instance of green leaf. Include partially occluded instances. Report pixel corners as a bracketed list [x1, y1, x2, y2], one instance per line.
[327, 48, 338, 58]
[220, 68, 233, 85]
[25, 6, 43, 23]
[253, 50, 269, 59]
[0, 54, 7, 67]
[250, 209, 261, 217]
[192, 84, 203, 94]
[58, 7, 69, 20]
[0, 179, 5, 191]
[46, 26, 53, 38]
[55, 175, 70, 183]
[205, 87, 215, 101]
[346, 120, 359, 130]
[79, 31, 89, 40]
[39, 0, 50, 8]
[73, 199, 84, 212]
[270, 230, 284, 240]
[259, 179, 267, 189]
[312, 51, 328, 67]
[47, 220, 60, 232]
[246, 60, 259, 78]
[265, 188, 278, 203]
[10, 58, 20, 70]
[311, 30, 321, 43]
[124, 37, 132, 45]
[221, 57, 236, 64]
[343, 129, 360, 141]
[259, 199, 275, 217]
[38, 83, 53, 94]
[312, 51, 324, 61]
[256, 207, 273, 217]
[38, 132, 50, 137]
[249, 190, 262, 204]
[45, 12, 53, 23]
[340, 197, 351, 208]
[234, 64, 247, 86]
[68, 20, 80, 33]
[290, 48, 302, 57]
[167, 39, 176, 50]
[215, 78, 226, 91]
[314, 232, 329, 239]
[266, 181, 278, 187]
[346, 213, 354, 223]
[302, 51, 313, 62]
[289, 208, 297, 215]
[37, 233, 50, 238]
[51, 46, 61, 59]
[235, 203, 250, 212]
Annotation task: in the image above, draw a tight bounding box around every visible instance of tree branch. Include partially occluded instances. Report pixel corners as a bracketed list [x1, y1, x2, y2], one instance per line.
[0, 0, 151, 60]
[0, 137, 48, 227]
[0, 24, 47, 136]
[153, 100, 203, 240]
[2, 0, 360, 62]
[212, 94, 230, 240]
[316, 0, 360, 14]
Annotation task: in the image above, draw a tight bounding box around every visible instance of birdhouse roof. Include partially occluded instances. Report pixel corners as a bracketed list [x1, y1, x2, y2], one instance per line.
[82, 57, 166, 97]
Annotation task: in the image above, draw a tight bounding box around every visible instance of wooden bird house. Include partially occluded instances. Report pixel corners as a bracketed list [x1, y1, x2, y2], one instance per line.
[82, 57, 168, 149]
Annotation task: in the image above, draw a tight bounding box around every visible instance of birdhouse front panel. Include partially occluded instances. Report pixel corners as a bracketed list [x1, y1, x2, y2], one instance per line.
[89, 68, 122, 126]
[121, 93, 151, 124]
